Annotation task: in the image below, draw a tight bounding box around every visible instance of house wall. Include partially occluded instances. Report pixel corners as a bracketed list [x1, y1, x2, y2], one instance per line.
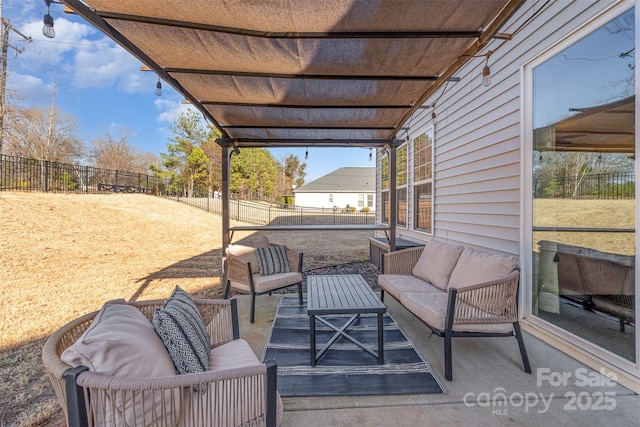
[377, 0, 639, 391]
[295, 192, 375, 210]
[380, 0, 619, 256]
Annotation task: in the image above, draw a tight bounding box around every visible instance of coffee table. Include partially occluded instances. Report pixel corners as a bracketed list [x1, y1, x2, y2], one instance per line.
[307, 274, 387, 366]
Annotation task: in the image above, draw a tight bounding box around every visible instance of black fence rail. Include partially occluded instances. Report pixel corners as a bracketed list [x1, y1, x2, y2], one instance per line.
[1, 154, 377, 227]
[0, 155, 163, 194]
[160, 194, 376, 226]
[533, 172, 635, 200]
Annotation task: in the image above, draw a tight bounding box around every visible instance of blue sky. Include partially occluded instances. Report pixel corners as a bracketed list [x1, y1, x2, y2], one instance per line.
[5, 1, 374, 182]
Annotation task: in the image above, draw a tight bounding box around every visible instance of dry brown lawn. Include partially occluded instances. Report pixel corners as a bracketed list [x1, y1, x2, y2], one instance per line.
[0, 192, 372, 426]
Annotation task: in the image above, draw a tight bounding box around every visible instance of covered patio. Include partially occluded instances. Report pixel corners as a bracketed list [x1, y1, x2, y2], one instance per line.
[237, 294, 639, 424]
[57, 0, 640, 423]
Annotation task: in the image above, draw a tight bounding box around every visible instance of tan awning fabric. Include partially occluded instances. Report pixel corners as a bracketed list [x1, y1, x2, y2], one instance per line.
[64, 0, 524, 148]
[534, 96, 635, 153]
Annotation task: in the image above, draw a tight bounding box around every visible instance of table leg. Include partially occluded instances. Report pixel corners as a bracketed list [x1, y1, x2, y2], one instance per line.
[378, 312, 384, 365]
[310, 314, 316, 367]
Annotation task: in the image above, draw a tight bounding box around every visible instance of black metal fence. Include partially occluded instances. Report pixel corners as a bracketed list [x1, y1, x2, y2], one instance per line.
[533, 172, 635, 199]
[0, 155, 163, 194]
[1, 154, 376, 226]
[161, 194, 376, 226]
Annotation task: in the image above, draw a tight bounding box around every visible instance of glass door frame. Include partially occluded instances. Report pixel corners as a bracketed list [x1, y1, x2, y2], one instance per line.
[520, 0, 639, 388]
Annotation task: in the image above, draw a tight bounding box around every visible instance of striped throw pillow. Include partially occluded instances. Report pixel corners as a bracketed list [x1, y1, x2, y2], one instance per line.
[255, 245, 291, 275]
[153, 287, 210, 375]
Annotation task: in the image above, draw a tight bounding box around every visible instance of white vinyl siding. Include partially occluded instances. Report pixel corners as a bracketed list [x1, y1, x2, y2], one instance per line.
[391, 0, 616, 255]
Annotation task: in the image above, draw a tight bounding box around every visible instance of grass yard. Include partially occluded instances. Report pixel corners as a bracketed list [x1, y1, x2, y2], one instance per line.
[533, 198, 635, 255]
[0, 191, 372, 426]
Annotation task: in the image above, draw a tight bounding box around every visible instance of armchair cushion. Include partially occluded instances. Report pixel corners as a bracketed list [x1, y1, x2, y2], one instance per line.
[230, 271, 303, 294]
[412, 240, 464, 290]
[448, 247, 518, 291]
[255, 245, 290, 275]
[153, 287, 211, 375]
[227, 235, 270, 274]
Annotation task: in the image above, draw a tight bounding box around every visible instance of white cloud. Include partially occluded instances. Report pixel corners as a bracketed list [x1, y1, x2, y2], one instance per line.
[14, 16, 150, 94]
[154, 98, 193, 125]
[7, 73, 53, 106]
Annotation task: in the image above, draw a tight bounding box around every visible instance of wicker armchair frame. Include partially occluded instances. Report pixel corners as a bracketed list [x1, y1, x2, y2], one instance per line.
[42, 298, 278, 427]
[224, 244, 304, 323]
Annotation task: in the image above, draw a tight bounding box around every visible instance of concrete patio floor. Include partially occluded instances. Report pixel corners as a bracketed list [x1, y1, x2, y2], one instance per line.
[233, 294, 640, 426]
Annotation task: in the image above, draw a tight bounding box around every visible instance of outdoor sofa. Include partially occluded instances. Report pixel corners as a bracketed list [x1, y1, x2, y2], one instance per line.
[42, 294, 281, 426]
[378, 239, 532, 381]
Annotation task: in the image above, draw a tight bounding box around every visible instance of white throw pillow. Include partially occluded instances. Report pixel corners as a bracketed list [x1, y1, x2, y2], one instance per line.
[412, 240, 464, 290]
[448, 247, 518, 290]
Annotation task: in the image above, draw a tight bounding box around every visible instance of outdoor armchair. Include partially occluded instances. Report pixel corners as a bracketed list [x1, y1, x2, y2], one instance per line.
[224, 235, 303, 323]
[42, 298, 281, 427]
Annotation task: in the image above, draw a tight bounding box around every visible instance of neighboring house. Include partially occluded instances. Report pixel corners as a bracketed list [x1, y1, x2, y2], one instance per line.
[377, 0, 638, 391]
[294, 167, 375, 210]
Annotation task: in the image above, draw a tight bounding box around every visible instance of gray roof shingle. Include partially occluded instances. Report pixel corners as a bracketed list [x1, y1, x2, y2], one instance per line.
[295, 167, 375, 193]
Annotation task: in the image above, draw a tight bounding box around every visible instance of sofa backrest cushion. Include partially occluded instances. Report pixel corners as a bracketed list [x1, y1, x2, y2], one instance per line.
[412, 240, 464, 290]
[448, 247, 518, 290]
[61, 299, 177, 425]
[227, 235, 270, 274]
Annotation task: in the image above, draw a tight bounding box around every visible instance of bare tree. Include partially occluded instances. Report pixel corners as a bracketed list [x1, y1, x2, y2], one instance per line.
[4, 88, 82, 163]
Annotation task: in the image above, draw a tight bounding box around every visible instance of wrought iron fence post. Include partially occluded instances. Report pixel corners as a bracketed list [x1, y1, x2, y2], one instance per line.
[44, 160, 49, 192]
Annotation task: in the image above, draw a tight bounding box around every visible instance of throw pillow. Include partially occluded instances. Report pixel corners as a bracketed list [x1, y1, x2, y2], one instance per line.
[448, 247, 518, 290]
[412, 240, 464, 290]
[60, 300, 177, 426]
[255, 245, 291, 276]
[153, 286, 211, 375]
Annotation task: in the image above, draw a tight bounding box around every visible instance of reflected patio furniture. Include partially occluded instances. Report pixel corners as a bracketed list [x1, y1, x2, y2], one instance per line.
[539, 240, 635, 331]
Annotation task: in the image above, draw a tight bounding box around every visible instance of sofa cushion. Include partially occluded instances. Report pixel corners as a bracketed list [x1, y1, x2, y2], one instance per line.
[61, 300, 177, 426]
[255, 245, 290, 275]
[378, 274, 443, 300]
[412, 240, 464, 290]
[153, 287, 211, 375]
[400, 292, 513, 333]
[230, 271, 303, 294]
[448, 247, 518, 291]
[179, 338, 284, 427]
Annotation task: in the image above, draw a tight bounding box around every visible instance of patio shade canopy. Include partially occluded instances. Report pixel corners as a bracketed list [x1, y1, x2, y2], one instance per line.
[534, 96, 636, 154]
[64, 0, 525, 149]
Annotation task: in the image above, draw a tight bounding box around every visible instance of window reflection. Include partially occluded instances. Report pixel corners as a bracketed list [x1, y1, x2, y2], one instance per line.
[531, 8, 636, 362]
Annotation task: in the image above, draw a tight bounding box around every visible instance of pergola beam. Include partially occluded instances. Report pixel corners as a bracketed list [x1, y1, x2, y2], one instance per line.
[98, 11, 483, 39]
[216, 138, 403, 148]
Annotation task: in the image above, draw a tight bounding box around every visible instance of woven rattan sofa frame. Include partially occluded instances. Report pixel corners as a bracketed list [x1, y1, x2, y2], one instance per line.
[42, 298, 278, 427]
[224, 245, 304, 323]
[379, 246, 532, 381]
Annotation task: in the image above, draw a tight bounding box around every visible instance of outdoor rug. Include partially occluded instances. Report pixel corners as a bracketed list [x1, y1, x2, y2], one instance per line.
[261, 296, 446, 397]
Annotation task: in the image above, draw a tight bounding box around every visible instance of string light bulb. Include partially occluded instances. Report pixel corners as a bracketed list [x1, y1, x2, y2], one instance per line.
[369, 148, 373, 162]
[305, 147, 308, 160]
[155, 78, 162, 96]
[42, 0, 55, 39]
[431, 110, 437, 125]
[481, 55, 492, 87]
